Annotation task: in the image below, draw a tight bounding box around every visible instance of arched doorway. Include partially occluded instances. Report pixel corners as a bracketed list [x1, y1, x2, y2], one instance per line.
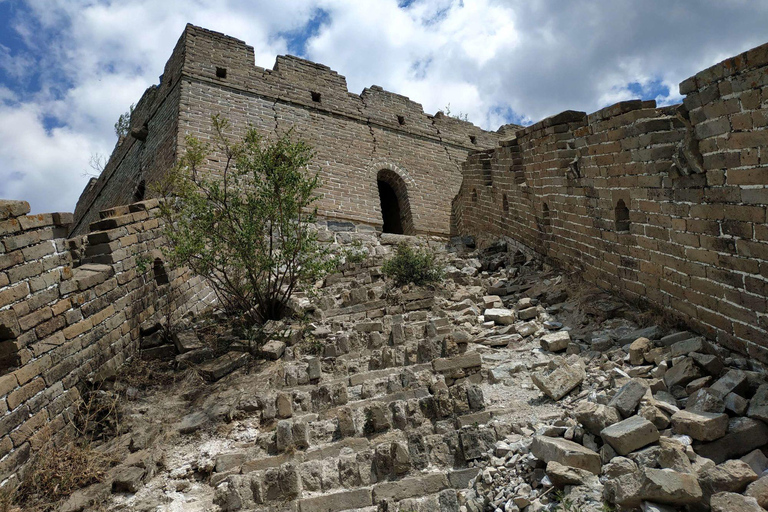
[377, 169, 414, 235]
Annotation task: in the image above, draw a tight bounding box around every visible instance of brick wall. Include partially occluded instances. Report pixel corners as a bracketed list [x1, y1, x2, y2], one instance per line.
[0, 198, 215, 484]
[455, 42, 768, 362]
[71, 24, 505, 238]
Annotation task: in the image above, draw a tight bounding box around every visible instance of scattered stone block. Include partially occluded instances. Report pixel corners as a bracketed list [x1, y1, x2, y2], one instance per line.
[546, 460, 597, 487]
[746, 475, 768, 509]
[742, 449, 768, 475]
[601, 415, 660, 456]
[613, 467, 702, 507]
[629, 337, 652, 365]
[172, 330, 204, 353]
[670, 409, 728, 441]
[574, 401, 622, 436]
[609, 379, 648, 418]
[725, 392, 749, 415]
[197, 352, 249, 381]
[111, 466, 145, 493]
[747, 383, 768, 422]
[710, 492, 763, 512]
[710, 369, 750, 398]
[663, 357, 701, 389]
[517, 307, 538, 320]
[539, 331, 570, 352]
[261, 340, 286, 360]
[530, 435, 601, 475]
[483, 308, 514, 325]
[696, 417, 768, 464]
[531, 361, 585, 401]
[699, 460, 758, 499]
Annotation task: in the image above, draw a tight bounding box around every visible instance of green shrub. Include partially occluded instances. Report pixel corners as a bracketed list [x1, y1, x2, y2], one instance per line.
[158, 115, 336, 325]
[381, 243, 443, 286]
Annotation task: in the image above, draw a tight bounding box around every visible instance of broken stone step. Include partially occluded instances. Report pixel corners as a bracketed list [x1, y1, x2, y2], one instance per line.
[432, 353, 482, 373]
[600, 415, 660, 456]
[670, 409, 728, 441]
[197, 352, 249, 381]
[371, 472, 450, 502]
[297, 488, 372, 512]
[529, 435, 601, 475]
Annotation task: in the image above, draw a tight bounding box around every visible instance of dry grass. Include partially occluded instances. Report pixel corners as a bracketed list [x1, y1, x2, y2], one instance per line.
[13, 429, 117, 511]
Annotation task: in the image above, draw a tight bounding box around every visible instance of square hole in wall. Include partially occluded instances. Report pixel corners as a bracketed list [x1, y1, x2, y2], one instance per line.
[397, 115, 405, 125]
[469, 135, 477, 145]
[216, 67, 227, 79]
[311, 91, 322, 102]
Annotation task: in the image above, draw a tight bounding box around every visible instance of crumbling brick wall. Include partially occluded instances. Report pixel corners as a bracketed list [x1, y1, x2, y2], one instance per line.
[71, 25, 503, 238]
[0, 199, 214, 484]
[455, 42, 768, 362]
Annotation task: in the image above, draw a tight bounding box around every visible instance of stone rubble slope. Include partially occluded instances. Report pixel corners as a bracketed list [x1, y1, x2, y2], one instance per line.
[49, 229, 768, 512]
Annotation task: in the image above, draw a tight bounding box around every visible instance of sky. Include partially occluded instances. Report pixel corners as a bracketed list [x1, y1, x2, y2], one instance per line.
[0, 0, 767, 214]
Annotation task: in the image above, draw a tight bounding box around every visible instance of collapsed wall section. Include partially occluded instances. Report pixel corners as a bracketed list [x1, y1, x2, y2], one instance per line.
[0, 198, 214, 483]
[455, 42, 768, 362]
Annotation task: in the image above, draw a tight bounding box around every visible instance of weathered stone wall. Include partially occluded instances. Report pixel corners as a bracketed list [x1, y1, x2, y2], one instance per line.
[71, 25, 504, 237]
[0, 199, 215, 483]
[455, 42, 768, 362]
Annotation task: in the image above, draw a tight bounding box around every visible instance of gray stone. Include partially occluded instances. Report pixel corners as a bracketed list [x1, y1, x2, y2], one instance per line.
[177, 411, 208, 434]
[710, 369, 750, 398]
[307, 357, 321, 380]
[517, 307, 538, 320]
[747, 383, 768, 422]
[337, 406, 356, 437]
[742, 449, 768, 475]
[545, 461, 597, 487]
[111, 466, 145, 493]
[172, 330, 204, 353]
[629, 337, 653, 365]
[276, 420, 293, 452]
[699, 460, 758, 500]
[261, 339, 286, 360]
[433, 353, 482, 373]
[710, 492, 763, 512]
[601, 415, 660, 456]
[484, 308, 515, 325]
[276, 392, 293, 419]
[540, 331, 571, 352]
[612, 467, 702, 507]
[664, 357, 701, 389]
[725, 392, 750, 415]
[197, 351, 249, 381]
[530, 435, 602, 475]
[371, 473, 449, 502]
[746, 475, 768, 509]
[297, 489, 372, 512]
[696, 417, 768, 464]
[531, 361, 585, 401]
[574, 401, 622, 436]
[686, 388, 726, 413]
[690, 352, 724, 375]
[609, 379, 649, 418]
[670, 409, 728, 441]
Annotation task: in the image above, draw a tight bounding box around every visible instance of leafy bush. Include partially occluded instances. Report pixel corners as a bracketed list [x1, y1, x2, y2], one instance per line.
[381, 243, 443, 286]
[159, 115, 336, 325]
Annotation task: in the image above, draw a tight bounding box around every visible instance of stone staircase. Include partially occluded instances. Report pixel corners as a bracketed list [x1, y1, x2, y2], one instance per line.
[209, 241, 502, 511]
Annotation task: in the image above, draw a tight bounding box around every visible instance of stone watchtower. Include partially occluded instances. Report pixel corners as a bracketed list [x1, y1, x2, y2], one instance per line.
[71, 24, 504, 237]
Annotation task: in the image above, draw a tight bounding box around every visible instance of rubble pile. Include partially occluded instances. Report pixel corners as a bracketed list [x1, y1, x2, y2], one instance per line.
[50, 229, 768, 512]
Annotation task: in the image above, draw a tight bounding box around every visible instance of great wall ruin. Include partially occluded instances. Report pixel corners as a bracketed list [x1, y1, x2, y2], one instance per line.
[1, 23, 768, 512]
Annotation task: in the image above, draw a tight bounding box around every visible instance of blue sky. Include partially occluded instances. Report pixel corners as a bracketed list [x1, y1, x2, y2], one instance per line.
[1, 0, 767, 214]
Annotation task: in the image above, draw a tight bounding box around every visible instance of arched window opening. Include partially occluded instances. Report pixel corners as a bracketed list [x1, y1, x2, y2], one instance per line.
[615, 199, 630, 232]
[377, 169, 415, 235]
[153, 258, 170, 285]
[502, 194, 509, 212]
[133, 180, 146, 203]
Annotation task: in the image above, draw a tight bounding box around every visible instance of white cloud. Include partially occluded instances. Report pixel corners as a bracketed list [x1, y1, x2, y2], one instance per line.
[1, 0, 767, 214]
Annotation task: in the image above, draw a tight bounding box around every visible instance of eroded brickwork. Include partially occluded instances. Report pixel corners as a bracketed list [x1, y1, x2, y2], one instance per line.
[71, 25, 504, 237]
[0, 199, 215, 483]
[455, 42, 768, 362]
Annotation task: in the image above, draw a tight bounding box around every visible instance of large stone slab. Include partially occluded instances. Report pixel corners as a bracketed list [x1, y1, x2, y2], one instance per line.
[540, 331, 571, 352]
[371, 473, 449, 502]
[609, 379, 649, 418]
[530, 435, 601, 475]
[574, 401, 622, 436]
[531, 362, 585, 401]
[601, 415, 660, 456]
[747, 383, 768, 422]
[297, 489, 372, 512]
[197, 352, 249, 381]
[696, 417, 768, 464]
[483, 308, 514, 325]
[670, 409, 728, 441]
[433, 353, 482, 373]
[710, 492, 763, 512]
[613, 468, 702, 507]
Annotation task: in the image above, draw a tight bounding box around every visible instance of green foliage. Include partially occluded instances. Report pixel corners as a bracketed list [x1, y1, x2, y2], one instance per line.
[136, 255, 152, 275]
[114, 103, 135, 138]
[381, 243, 444, 287]
[158, 115, 336, 325]
[341, 240, 367, 265]
[442, 103, 469, 122]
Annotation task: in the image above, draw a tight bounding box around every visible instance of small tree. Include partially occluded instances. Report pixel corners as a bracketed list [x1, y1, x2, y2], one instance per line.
[382, 243, 444, 287]
[159, 115, 335, 325]
[114, 103, 135, 139]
